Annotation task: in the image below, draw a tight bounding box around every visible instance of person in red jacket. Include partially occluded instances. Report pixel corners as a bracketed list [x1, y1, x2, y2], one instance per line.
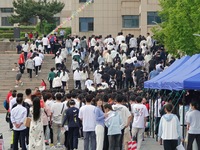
[18, 51, 25, 74]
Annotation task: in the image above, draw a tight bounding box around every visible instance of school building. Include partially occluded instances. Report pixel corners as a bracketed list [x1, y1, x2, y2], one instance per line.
[0, 0, 161, 37]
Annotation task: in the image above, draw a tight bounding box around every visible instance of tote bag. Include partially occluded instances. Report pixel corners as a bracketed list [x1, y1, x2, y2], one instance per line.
[128, 141, 137, 150]
[176, 142, 185, 150]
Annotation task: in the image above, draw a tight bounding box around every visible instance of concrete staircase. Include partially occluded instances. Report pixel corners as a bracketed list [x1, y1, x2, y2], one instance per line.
[0, 53, 73, 113]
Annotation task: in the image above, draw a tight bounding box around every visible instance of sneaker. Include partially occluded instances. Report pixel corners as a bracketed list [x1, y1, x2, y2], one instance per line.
[20, 82, 24, 86]
[35, 75, 38, 77]
[15, 85, 19, 88]
[38, 70, 41, 72]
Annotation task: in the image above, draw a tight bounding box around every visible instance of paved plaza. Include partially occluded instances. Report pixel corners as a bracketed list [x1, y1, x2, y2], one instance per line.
[0, 114, 162, 150]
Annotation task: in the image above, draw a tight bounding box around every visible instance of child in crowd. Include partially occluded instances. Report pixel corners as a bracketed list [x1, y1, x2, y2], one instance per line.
[15, 70, 23, 87]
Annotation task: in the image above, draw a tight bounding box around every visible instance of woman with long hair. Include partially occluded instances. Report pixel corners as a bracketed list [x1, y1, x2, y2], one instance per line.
[95, 95, 106, 150]
[29, 97, 45, 150]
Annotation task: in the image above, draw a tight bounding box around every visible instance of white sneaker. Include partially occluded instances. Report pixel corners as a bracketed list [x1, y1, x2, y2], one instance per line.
[15, 85, 19, 87]
[38, 70, 41, 72]
[36, 75, 38, 77]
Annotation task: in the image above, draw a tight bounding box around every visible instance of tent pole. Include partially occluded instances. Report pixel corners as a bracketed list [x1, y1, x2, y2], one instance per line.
[182, 93, 185, 146]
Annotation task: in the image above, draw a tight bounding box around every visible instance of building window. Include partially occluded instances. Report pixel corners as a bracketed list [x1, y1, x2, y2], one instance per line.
[79, 17, 94, 32]
[147, 12, 161, 25]
[1, 8, 14, 13]
[1, 17, 13, 26]
[79, 0, 94, 2]
[122, 15, 139, 28]
[1, 8, 13, 13]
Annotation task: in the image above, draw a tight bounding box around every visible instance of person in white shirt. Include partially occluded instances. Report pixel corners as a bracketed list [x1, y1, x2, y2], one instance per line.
[9, 91, 17, 111]
[60, 69, 69, 90]
[146, 33, 152, 50]
[50, 93, 65, 146]
[132, 96, 149, 150]
[120, 41, 128, 53]
[11, 96, 27, 150]
[93, 69, 102, 85]
[30, 41, 36, 51]
[129, 35, 137, 52]
[33, 53, 42, 77]
[55, 53, 63, 70]
[90, 35, 97, 51]
[22, 41, 29, 60]
[79, 94, 96, 150]
[52, 73, 62, 89]
[85, 78, 94, 89]
[112, 94, 132, 150]
[71, 58, 79, 72]
[42, 35, 49, 54]
[116, 32, 125, 46]
[80, 68, 88, 90]
[101, 80, 109, 89]
[158, 103, 182, 150]
[73, 68, 81, 89]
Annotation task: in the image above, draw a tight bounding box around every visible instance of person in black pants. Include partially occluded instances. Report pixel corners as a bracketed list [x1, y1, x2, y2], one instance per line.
[62, 100, 80, 150]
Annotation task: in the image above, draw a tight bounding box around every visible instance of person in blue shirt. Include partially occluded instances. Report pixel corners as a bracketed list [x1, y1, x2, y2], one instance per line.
[95, 96, 106, 150]
[148, 67, 159, 80]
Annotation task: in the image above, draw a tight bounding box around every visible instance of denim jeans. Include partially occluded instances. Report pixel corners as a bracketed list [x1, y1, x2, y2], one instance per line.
[67, 47, 72, 55]
[108, 134, 121, 150]
[83, 131, 96, 150]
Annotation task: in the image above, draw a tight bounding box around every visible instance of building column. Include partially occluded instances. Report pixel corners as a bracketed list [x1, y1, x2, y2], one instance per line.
[140, 0, 148, 36]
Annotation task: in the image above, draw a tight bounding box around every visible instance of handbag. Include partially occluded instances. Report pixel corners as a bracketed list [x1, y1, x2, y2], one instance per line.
[128, 140, 137, 150]
[24, 117, 31, 127]
[176, 142, 185, 150]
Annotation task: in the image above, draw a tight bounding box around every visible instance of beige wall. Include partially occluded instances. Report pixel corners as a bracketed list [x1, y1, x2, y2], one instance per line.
[0, 0, 161, 38]
[71, 0, 161, 37]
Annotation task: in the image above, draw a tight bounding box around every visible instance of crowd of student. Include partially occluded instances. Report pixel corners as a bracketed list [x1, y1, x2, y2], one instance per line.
[6, 31, 200, 150]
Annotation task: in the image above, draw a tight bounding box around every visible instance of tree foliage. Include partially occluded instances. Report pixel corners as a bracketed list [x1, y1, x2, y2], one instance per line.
[153, 0, 200, 55]
[10, 0, 65, 30]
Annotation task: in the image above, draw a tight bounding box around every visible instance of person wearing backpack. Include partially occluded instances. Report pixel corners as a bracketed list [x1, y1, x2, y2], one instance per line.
[62, 100, 80, 150]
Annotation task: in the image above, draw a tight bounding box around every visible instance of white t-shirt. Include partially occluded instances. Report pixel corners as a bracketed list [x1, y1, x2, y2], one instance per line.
[132, 103, 149, 128]
[33, 56, 42, 66]
[186, 110, 200, 134]
[129, 37, 137, 48]
[51, 102, 65, 124]
[79, 105, 96, 132]
[22, 43, 29, 52]
[85, 79, 94, 89]
[154, 98, 162, 117]
[42, 37, 49, 46]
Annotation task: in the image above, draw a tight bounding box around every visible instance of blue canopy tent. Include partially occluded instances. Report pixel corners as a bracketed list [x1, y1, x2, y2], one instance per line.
[144, 56, 190, 89]
[184, 73, 200, 90]
[161, 54, 200, 90]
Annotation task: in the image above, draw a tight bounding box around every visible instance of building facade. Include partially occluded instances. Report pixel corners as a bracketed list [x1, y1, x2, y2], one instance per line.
[71, 0, 161, 37]
[0, 0, 161, 37]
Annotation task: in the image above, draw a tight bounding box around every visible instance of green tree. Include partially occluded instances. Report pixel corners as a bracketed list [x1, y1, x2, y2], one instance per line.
[10, 0, 65, 33]
[153, 0, 200, 55]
